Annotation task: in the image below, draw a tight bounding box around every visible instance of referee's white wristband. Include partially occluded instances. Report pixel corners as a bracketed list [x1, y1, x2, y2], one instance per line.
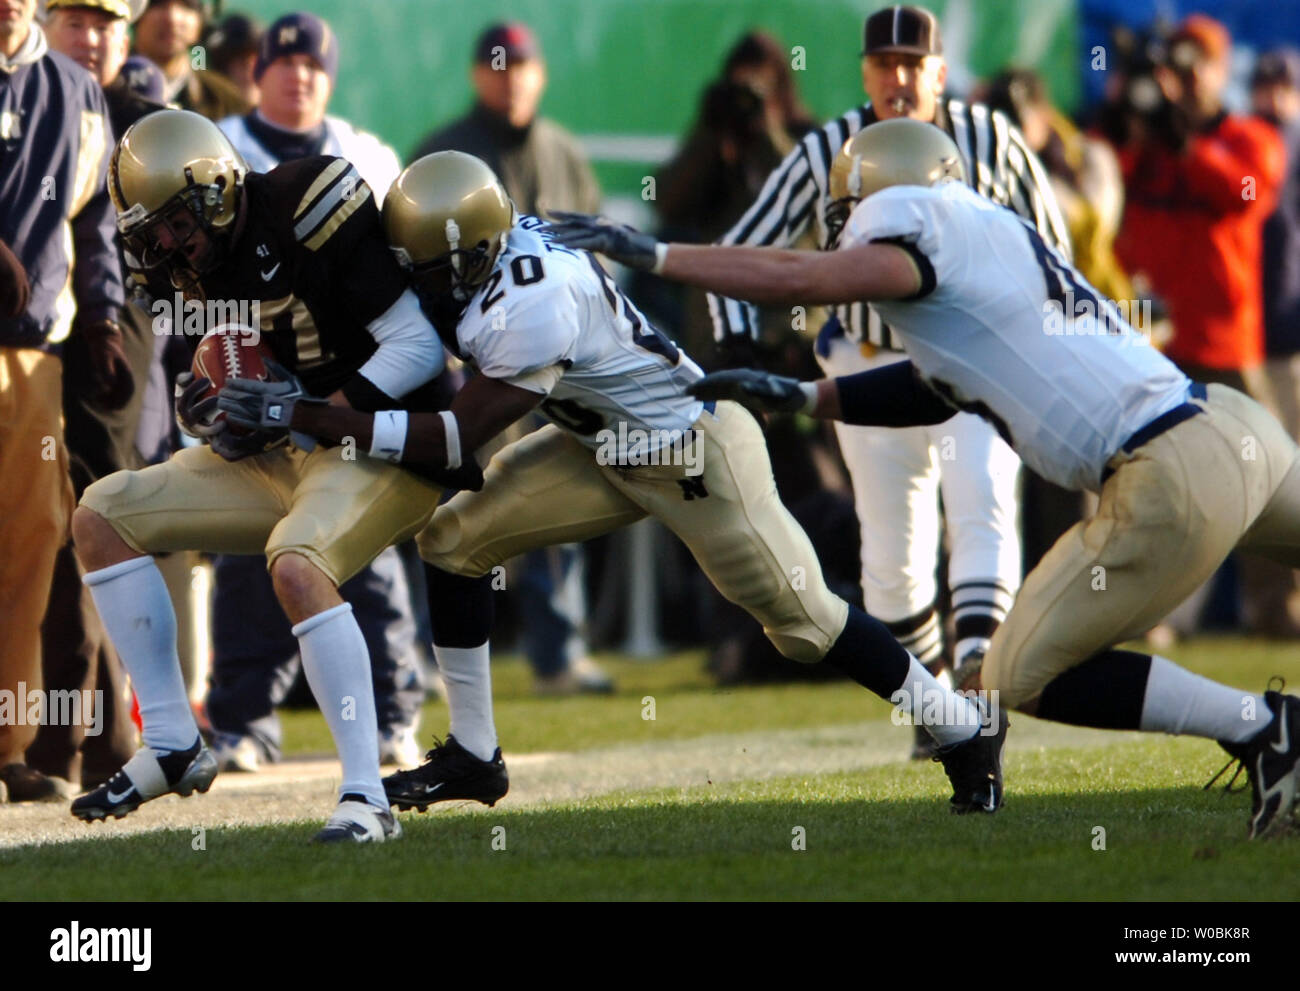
[369, 410, 408, 464]
[651, 242, 669, 275]
[439, 410, 462, 470]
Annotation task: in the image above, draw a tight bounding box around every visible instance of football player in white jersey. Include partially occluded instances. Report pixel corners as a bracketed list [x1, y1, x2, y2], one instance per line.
[545, 118, 1300, 840]
[219, 151, 1011, 815]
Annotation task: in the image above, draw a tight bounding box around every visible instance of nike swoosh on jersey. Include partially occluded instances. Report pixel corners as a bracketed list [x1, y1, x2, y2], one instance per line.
[261, 263, 282, 281]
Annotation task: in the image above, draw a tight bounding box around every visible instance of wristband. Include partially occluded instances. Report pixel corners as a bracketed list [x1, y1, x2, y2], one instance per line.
[369, 410, 408, 463]
[439, 409, 462, 470]
[652, 242, 669, 275]
[799, 382, 819, 414]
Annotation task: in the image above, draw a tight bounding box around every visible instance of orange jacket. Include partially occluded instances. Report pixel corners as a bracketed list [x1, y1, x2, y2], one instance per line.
[1115, 113, 1284, 370]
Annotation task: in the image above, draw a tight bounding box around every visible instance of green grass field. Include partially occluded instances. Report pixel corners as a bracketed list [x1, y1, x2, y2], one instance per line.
[1, 636, 1297, 901]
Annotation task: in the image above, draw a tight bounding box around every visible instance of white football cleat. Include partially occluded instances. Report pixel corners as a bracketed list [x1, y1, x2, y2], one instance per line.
[312, 795, 402, 844]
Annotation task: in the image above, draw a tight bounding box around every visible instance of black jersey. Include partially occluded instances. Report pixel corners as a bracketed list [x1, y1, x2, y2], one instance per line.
[135, 155, 447, 411]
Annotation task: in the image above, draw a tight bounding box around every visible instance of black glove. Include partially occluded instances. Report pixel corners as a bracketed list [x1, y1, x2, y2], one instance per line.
[687, 368, 810, 414]
[543, 211, 662, 271]
[209, 425, 287, 462]
[174, 371, 224, 438]
[216, 361, 325, 433]
[80, 318, 135, 410]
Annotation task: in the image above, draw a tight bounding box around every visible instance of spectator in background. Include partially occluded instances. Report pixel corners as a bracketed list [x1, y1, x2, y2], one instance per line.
[219, 12, 398, 190]
[204, 11, 260, 107]
[210, 12, 425, 771]
[32, 0, 166, 793]
[412, 21, 610, 695]
[132, 0, 246, 120]
[0, 0, 128, 801]
[654, 31, 818, 358]
[1245, 48, 1300, 636]
[411, 21, 600, 219]
[1113, 14, 1285, 400]
[1253, 49, 1300, 436]
[119, 52, 167, 102]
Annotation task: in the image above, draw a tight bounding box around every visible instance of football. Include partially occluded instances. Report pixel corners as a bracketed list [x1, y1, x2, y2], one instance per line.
[191, 323, 276, 434]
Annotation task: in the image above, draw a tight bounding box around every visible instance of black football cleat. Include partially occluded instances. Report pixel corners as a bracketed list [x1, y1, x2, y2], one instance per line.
[384, 734, 508, 812]
[933, 697, 1007, 814]
[71, 737, 217, 822]
[1209, 689, 1300, 839]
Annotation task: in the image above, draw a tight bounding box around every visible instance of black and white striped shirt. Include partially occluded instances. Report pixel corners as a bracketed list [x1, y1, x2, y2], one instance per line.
[707, 99, 1071, 352]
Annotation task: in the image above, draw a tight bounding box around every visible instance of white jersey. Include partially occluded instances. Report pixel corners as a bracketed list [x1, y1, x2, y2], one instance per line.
[456, 216, 705, 457]
[840, 181, 1191, 492]
[218, 112, 402, 205]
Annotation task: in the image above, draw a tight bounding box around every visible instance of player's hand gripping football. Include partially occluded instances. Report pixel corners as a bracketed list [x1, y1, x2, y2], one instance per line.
[687, 368, 811, 415]
[217, 360, 325, 433]
[543, 211, 663, 271]
[174, 371, 224, 438]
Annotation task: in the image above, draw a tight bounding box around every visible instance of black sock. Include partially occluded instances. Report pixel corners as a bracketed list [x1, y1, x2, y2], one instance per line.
[424, 565, 494, 648]
[821, 607, 912, 700]
[1036, 649, 1153, 729]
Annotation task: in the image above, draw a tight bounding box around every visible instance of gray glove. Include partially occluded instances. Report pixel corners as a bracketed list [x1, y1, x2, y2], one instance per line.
[174, 371, 225, 439]
[543, 211, 662, 271]
[687, 368, 810, 414]
[217, 360, 325, 432]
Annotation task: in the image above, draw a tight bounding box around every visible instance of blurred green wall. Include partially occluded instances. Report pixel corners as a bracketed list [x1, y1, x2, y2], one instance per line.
[228, 0, 1079, 199]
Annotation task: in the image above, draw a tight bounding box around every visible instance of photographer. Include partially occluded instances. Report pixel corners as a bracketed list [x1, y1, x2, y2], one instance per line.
[1110, 14, 1285, 400]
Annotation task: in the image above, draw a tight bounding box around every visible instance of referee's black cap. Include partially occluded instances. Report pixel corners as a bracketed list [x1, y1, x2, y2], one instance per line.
[863, 5, 943, 57]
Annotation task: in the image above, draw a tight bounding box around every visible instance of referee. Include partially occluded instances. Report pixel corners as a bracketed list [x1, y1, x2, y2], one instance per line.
[708, 4, 1069, 757]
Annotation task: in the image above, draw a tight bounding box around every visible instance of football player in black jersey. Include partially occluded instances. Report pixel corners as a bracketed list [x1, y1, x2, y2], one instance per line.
[70, 110, 474, 842]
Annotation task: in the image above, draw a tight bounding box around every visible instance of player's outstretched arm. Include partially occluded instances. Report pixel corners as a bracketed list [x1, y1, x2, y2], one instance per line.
[544, 212, 922, 306]
[687, 360, 956, 428]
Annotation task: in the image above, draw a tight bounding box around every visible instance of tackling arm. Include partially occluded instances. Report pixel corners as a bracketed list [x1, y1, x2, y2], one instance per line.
[290, 371, 543, 482]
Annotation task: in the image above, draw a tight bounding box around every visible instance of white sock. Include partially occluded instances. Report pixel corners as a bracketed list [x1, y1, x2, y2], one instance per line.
[84, 557, 198, 752]
[891, 654, 985, 747]
[1140, 655, 1270, 742]
[954, 636, 992, 668]
[436, 642, 497, 760]
[294, 603, 385, 809]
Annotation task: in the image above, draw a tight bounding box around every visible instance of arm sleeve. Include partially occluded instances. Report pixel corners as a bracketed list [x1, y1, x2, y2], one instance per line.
[354, 289, 445, 400]
[70, 90, 125, 325]
[834, 360, 957, 427]
[706, 138, 818, 342]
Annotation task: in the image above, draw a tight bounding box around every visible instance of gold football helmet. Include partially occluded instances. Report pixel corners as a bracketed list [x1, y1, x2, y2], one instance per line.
[825, 118, 967, 245]
[383, 151, 515, 306]
[109, 109, 249, 292]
